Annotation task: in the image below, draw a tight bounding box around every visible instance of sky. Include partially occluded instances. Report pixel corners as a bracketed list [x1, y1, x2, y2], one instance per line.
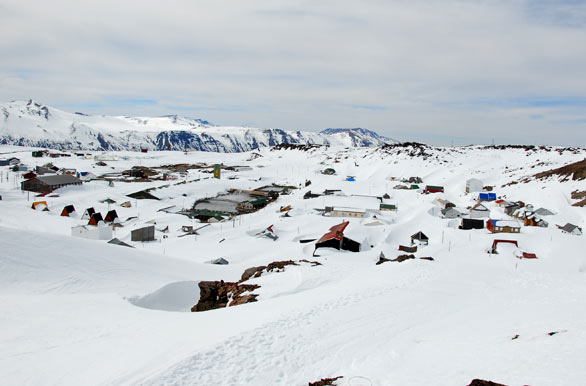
[1, 0, 586, 146]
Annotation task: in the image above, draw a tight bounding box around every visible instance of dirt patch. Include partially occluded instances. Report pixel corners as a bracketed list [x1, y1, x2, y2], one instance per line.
[308, 376, 343, 386]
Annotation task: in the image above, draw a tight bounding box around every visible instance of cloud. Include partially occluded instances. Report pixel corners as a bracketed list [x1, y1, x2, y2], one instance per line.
[0, 0, 585, 145]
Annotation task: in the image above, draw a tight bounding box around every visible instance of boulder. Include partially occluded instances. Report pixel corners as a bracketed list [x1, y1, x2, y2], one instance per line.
[192, 280, 260, 312]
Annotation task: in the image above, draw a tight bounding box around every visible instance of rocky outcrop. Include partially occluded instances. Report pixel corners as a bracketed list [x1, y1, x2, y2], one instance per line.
[467, 380, 507, 386]
[191, 280, 260, 312]
[308, 376, 343, 386]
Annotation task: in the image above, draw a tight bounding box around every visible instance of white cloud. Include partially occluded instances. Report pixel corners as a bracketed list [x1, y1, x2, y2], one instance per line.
[0, 0, 585, 145]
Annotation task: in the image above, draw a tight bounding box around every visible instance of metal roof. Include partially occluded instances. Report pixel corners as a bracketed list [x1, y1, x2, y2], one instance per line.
[36, 174, 82, 186]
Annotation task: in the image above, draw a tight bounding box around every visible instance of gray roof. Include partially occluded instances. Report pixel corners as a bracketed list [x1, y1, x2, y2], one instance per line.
[36, 174, 82, 186]
[535, 207, 554, 216]
[562, 223, 581, 233]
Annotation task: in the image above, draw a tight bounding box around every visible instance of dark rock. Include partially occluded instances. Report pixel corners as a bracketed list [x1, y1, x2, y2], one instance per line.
[419, 256, 434, 261]
[240, 266, 267, 282]
[308, 376, 343, 386]
[467, 379, 507, 386]
[392, 254, 416, 262]
[192, 280, 260, 312]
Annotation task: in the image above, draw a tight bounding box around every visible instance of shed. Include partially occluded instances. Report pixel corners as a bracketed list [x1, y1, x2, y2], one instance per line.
[424, 185, 444, 194]
[561, 223, 582, 236]
[31, 201, 49, 211]
[442, 207, 462, 219]
[521, 252, 537, 259]
[534, 207, 555, 216]
[380, 203, 397, 211]
[411, 231, 429, 245]
[104, 210, 119, 223]
[460, 218, 484, 230]
[466, 178, 483, 193]
[60, 205, 76, 217]
[131, 225, 156, 242]
[212, 258, 229, 265]
[324, 207, 367, 218]
[81, 207, 96, 220]
[315, 221, 361, 253]
[88, 213, 104, 226]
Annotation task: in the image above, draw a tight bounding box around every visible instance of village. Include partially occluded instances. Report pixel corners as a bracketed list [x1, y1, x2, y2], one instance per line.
[1, 143, 585, 386]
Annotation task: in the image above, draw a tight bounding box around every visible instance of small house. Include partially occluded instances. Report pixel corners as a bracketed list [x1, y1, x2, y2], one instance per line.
[81, 207, 96, 220]
[411, 231, 429, 245]
[314, 221, 361, 253]
[487, 219, 521, 234]
[523, 212, 548, 227]
[127, 190, 159, 200]
[442, 207, 463, 219]
[561, 223, 582, 236]
[504, 203, 521, 216]
[237, 201, 254, 213]
[460, 218, 484, 230]
[31, 201, 49, 211]
[60, 205, 76, 217]
[88, 213, 104, 226]
[131, 225, 156, 242]
[534, 207, 555, 216]
[107, 238, 134, 248]
[490, 239, 519, 254]
[211, 258, 229, 265]
[470, 203, 490, 218]
[104, 210, 119, 223]
[466, 178, 483, 193]
[424, 185, 444, 194]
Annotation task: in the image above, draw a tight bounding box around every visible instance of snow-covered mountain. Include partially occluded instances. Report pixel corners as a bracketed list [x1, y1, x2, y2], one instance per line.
[0, 100, 397, 151]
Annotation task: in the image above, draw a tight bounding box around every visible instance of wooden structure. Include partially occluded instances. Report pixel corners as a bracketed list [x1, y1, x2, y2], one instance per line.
[411, 231, 429, 245]
[31, 201, 49, 211]
[424, 185, 444, 194]
[21, 174, 82, 194]
[81, 207, 95, 220]
[460, 218, 484, 230]
[314, 221, 361, 254]
[487, 219, 521, 234]
[88, 213, 104, 226]
[60, 205, 76, 217]
[131, 225, 155, 242]
[490, 239, 518, 254]
[104, 210, 119, 223]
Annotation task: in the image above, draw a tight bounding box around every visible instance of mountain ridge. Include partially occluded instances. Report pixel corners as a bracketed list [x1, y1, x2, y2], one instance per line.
[0, 100, 397, 152]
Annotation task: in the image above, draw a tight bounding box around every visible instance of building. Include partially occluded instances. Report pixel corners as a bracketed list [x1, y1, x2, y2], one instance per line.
[88, 213, 104, 226]
[442, 207, 463, 219]
[71, 225, 113, 240]
[60, 205, 76, 217]
[487, 219, 521, 234]
[21, 174, 82, 194]
[478, 192, 497, 201]
[314, 221, 361, 253]
[131, 225, 156, 242]
[459, 218, 484, 230]
[324, 207, 367, 218]
[424, 185, 444, 194]
[81, 207, 96, 220]
[466, 178, 483, 193]
[470, 203, 490, 218]
[561, 223, 582, 236]
[380, 203, 397, 211]
[411, 231, 429, 245]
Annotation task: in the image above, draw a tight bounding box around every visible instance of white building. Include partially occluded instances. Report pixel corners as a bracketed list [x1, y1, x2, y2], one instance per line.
[71, 224, 113, 240]
[324, 206, 367, 218]
[466, 178, 483, 193]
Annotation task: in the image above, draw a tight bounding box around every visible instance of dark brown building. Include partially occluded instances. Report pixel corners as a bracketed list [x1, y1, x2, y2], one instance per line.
[21, 174, 82, 193]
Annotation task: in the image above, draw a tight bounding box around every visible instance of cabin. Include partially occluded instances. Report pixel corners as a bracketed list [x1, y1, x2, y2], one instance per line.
[71, 225, 112, 240]
[487, 219, 521, 234]
[466, 178, 483, 193]
[324, 207, 367, 218]
[314, 221, 361, 253]
[31, 201, 49, 211]
[88, 213, 104, 226]
[523, 211, 548, 227]
[21, 174, 82, 194]
[212, 258, 229, 265]
[424, 185, 444, 194]
[478, 192, 497, 202]
[380, 203, 397, 211]
[81, 207, 96, 220]
[411, 231, 429, 245]
[470, 203, 490, 218]
[131, 225, 156, 242]
[104, 210, 119, 223]
[127, 190, 159, 200]
[442, 207, 463, 219]
[460, 218, 484, 230]
[60, 205, 76, 217]
[560, 223, 582, 236]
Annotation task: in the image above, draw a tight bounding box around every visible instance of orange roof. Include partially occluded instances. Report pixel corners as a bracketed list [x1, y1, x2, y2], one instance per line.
[317, 221, 349, 243]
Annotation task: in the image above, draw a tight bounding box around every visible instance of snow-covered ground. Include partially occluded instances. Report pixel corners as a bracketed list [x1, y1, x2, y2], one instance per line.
[1, 144, 585, 386]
